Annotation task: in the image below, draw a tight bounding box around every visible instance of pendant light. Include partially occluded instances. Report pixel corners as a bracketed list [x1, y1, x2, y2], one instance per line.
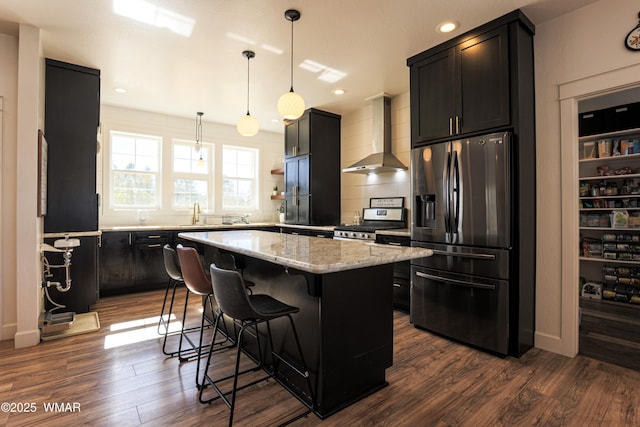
[237, 50, 259, 136]
[195, 111, 204, 166]
[277, 9, 305, 120]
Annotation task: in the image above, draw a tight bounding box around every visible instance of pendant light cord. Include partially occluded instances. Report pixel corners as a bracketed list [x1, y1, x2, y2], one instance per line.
[246, 55, 251, 115]
[289, 16, 294, 92]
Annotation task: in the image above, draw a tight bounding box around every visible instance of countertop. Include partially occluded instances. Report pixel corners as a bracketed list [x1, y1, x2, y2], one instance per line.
[178, 230, 431, 274]
[100, 223, 275, 232]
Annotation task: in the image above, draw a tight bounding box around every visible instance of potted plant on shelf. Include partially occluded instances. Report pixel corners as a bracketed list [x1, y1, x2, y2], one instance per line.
[278, 203, 285, 223]
[272, 185, 278, 196]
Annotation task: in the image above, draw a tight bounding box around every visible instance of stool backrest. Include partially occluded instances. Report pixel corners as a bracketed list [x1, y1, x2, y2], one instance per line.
[212, 251, 238, 271]
[210, 264, 256, 321]
[163, 244, 183, 281]
[176, 246, 211, 296]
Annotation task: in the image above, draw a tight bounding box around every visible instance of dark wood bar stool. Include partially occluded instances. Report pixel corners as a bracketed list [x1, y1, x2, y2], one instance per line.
[176, 246, 232, 387]
[199, 263, 315, 426]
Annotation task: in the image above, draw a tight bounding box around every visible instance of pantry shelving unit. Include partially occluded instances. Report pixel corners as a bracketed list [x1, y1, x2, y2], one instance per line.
[578, 126, 640, 371]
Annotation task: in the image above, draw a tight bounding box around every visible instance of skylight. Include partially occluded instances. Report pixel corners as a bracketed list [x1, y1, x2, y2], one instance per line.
[113, 0, 195, 37]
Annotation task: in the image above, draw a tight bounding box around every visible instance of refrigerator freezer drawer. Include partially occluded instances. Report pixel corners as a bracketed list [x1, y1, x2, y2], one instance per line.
[410, 266, 509, 355]
[410, 241, 509, 280]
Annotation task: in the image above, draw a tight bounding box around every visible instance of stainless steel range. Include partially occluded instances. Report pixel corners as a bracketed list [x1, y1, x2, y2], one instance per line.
[334, 207, 407, 241]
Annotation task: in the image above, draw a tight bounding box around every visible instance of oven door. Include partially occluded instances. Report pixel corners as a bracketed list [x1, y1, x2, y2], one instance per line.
[410, 265, 509, 355]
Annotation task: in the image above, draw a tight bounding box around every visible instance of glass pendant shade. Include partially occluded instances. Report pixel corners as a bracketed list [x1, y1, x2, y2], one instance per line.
[237, 113, 259, 136]
[277, 90, 305, 120]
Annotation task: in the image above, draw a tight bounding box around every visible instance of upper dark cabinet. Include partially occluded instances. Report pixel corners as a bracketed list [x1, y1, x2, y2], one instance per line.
[408, 11, 532, 146]
[283, 109, 341, 225]
[285, 113, 310, 158]
[44, 59, 100, 232]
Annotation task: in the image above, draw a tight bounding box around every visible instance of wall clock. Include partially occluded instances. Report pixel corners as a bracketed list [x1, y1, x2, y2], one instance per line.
[625, 12, 640, 51]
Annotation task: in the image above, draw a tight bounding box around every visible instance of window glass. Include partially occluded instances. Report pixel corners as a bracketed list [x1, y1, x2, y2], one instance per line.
[222, 146, 258, 209]
[110, 131, 161, 208]
[172, 141, 212, 209]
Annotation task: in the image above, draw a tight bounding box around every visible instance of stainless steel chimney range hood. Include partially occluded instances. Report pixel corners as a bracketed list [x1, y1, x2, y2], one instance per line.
[342, 95, 408, 174]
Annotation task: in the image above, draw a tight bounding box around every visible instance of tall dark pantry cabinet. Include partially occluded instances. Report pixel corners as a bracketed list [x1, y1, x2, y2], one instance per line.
[284, 108, 341, 225]
[407, 10, 536, 357]
[43, 59, 101, 314]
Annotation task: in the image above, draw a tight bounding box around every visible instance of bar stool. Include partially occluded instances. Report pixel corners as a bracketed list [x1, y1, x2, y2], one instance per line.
[158, 244, 197, 357]
[212, 250, 255, 294]
[199, 263, 314, 426]
[176, 246, 232, 387]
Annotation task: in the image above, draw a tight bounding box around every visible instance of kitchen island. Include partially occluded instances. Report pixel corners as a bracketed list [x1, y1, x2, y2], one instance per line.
[178, 230, 432, 418]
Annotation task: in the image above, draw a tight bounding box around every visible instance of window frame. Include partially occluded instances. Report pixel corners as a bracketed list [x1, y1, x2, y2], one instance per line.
[171, 139, 215, 211]
[221, 144, 260, 212]
[108, 130, 163, 210]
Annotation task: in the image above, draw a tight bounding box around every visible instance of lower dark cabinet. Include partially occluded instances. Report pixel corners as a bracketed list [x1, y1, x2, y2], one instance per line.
[375, 233, 411, 312]
[99, 232, 134, 296]
[100, 231, 169, 296]
[43, 235, 99, 313]
[134, 242, 169, 290]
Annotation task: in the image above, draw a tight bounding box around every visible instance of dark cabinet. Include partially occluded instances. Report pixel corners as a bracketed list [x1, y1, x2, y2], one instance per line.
[375, 234, 411, 312]
[100, 231, 169, 295]
[43, 235, 99, 314]
[99, 232, 134, 295]
[283, 109, 341, 225]
[44, 59, 100, 233]
[408, 17, 516, 146]
[133, 232, 170, 289]
[284, 112, 310, 157]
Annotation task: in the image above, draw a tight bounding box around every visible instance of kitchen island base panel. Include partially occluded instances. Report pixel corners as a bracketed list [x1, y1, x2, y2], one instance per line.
[205, 248, 394, 418]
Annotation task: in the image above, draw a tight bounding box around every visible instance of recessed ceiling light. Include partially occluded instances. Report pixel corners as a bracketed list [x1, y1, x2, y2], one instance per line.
[333, 88, 346, 95]
[437, 21, 458, 33]
[114, 87, 127, 94]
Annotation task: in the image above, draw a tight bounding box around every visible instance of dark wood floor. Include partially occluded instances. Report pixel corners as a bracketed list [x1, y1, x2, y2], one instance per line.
[1, 288, 639, 426]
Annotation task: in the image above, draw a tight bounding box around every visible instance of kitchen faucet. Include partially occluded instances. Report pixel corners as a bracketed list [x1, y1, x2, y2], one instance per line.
[192, 201, 201, 225]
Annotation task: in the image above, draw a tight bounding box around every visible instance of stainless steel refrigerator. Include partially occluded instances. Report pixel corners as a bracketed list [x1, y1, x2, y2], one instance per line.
[411, 131, 518, 355]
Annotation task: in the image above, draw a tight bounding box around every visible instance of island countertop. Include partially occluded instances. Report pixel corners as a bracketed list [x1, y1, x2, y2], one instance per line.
[178, 230, 432, 274]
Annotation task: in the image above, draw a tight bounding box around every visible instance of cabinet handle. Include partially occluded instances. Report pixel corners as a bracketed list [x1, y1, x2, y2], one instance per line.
[147, 244, 162, 248]
[455, 116, 460, 134]
[128, 233, 132, 246]
[147, 235, 162, 239]
[449, 117, 453, 136]
[293, 145, 298, 156]
[388, 242, 402, 246]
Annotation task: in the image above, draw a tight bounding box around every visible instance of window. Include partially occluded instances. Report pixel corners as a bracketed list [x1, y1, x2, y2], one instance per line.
[110, 131, 161, 208]
[172, 140, 212, 209]
[222, 145, 259, 209]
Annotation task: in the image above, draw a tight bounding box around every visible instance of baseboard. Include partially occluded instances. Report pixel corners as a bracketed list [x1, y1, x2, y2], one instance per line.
[535, 331, 575, 357]
[14, 328, 41, 348]
[1, 323, 17, 341]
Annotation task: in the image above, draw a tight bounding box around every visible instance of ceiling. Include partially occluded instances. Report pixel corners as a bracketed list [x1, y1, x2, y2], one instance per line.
[0, 0, 598, 133]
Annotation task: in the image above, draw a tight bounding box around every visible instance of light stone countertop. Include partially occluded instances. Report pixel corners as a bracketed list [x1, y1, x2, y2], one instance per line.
[178, 230, 432, 274]
[101, 223, 275, 232]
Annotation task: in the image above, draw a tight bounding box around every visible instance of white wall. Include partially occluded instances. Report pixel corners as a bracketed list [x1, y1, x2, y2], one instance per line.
[0, 31, 19, 341]
[99, 105, 285, 227]
[14, 24, 42, 348]
[534, 0, 640, 355]
[340, 92, 411, 224]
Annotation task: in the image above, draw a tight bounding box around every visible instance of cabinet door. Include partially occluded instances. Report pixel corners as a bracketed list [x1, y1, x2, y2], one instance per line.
[134, 242, 169, 290]
[297, 114, 310, 155]
[410, 49, 456, 145]
[297, 155, 310, 195]
[296, 195, 310, 224]
[99, 232, 134, 295]
[458, 26, 510, 135]
[284, 121, 298, 158]
[284, 157, 299, 195]
[44, 59, 100, 233]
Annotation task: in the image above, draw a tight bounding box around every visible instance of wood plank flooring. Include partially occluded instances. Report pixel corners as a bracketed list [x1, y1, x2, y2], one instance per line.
[1, 288, 639, 426]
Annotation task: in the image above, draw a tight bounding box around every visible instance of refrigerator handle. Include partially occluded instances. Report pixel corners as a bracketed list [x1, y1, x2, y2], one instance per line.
[452, 150, 460, 232]
[443, 150, 452, 234]
[415, 270, 496, 290]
